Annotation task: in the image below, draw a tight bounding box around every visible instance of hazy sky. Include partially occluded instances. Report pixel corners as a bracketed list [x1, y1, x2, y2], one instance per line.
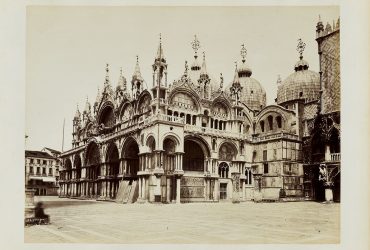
[26, 6, 339, 152]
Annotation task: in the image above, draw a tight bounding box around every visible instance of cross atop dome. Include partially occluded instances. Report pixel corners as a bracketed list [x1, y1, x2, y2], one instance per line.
[241, 44, 247, 63]
[297, 38, 306, 60]
[191, 35, 201, 59]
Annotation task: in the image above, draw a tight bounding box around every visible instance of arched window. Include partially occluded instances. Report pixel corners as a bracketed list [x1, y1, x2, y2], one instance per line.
[218, 162, 229, 178]
[260, 121, 265, 132]
[276, 116, 282, 129]
[268, 115, 273, 130]
[245, 168, 252, 185]
[186, 114, 191, 124]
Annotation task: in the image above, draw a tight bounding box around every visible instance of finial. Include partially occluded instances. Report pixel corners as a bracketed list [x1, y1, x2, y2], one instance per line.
[318, 14, 321, 22]
[136, 55, 139, 63]
[202, 51, 206, 61]
[120, 67, 123, 76]
[297, 38, 306, 60]
[191, 35, 201, 58]
[105, 63, 110, 85]
[241, 44, 247, 63]
[184, 60, 188, 75]
[234, 61, 238, 70]
[159, 33, 162, 44]
[277, 74, 282, 85]
[220, 73, 224, 89]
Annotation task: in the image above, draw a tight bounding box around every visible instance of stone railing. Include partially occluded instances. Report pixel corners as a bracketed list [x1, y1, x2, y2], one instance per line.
[151, 98, 168, 106]
[252, 132, 299, 143]
[184, 125, 246, 139]
[330, 153, 341, 162]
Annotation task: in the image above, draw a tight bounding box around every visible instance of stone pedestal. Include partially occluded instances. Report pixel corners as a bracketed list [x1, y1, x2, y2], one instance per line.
[25, 188, 36, 219]
[231, 172, 241, 203]
[325, 188, 333, 202]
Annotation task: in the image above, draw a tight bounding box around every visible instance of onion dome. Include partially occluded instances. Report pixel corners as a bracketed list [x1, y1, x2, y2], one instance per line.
[116, 67, 127, 92]
[277, 39, 320, 105]
[226, 45, 266, 111]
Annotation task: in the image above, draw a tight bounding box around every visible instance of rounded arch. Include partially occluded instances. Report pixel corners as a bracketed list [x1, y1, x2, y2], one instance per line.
[85, 141, 101, 166]
[98, 101, 116, 127]
[218, 162, 229, 178]
[119, 102, 134, 121]
[137, 90, 152, 114]
[161, 132, 182, 151]
[218, 141, 238, 161]
[121, 137, 139, 176]
[183, 136, 211, 172]
[73, 154, 82, 179]
[212, 96, 232, 118]
[65, 158, 72, 170]
[145, 135, 156, 152]
[183, 135, 211, 157]
[105, 142, 120, 176]
[168, 87, 201, 112]
[256, 105, 291, 125]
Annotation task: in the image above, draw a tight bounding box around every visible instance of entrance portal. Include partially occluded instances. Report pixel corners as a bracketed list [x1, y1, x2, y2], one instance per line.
[220, 183, 227, 200]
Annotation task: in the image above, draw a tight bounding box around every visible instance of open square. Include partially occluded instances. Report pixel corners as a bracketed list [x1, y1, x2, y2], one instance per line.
[25, 197, 340, 244]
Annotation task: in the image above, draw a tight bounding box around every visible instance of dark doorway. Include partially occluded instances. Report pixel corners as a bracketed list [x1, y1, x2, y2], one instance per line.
[220, 183, 227, 200]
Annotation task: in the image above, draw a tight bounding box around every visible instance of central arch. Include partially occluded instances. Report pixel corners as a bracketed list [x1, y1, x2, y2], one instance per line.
[73, 155, 82, 196]
[183, 137, 210, 172]
[121, 138, 139, 177]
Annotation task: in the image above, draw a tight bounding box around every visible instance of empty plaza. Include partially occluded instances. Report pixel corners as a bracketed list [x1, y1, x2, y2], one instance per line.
[25, 197, 340, 244]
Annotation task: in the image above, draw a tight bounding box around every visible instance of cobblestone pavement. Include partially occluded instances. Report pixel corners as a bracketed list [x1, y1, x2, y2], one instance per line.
[24, 196, 340, 244]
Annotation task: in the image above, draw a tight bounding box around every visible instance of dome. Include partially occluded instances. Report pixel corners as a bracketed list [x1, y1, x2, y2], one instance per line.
[277, 59, 320, 105]
[226, 75, 266, 111]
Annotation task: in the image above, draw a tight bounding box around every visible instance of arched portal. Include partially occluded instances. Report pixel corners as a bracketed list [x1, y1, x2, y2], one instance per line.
[73, 155, 82, 196]
[99, 105, 115, 127]
[183, 138, 209, 171]
[85, 142, 101, 197]
[122, 138, 139, 177]
[106, 143, 120, 198]
[64, 159, 72, 196]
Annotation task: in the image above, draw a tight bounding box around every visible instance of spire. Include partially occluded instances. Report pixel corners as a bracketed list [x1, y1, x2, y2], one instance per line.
[200, 51, 208, 76]
[220, 73, 224, 89]
[117, 67, 127, 91]
[84, 96, 91, 114]
[95, 87, 101, 104]
[104, 63, 110, 86]
[233, 62, 240, 84]
[132, 56, 143, 81]
[156, 33, 165, 61]
[296, 38, 306, 60]
[191, 35, 201, 59]
[74, 104, 80, 119]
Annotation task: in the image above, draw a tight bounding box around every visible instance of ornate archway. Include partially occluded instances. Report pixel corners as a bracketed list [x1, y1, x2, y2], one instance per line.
[121, 138, 139, 177]
[106, 143, 120, 198]
[85, 142, 101, 197]
[183, 138, 209, 172]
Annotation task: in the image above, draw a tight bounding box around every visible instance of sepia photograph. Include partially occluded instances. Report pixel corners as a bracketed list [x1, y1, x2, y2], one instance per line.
[22, 5, 343, 244]
[0, 1, 361, 249]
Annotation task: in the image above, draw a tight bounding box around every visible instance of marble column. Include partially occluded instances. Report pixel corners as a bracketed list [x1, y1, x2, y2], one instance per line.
[166, 178, 171, 203]
[138, 177, 142, 198]
[176, 177, 181, 203]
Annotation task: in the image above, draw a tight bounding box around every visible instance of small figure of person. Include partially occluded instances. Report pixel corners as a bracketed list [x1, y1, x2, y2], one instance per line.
[34, 202, 49, 224]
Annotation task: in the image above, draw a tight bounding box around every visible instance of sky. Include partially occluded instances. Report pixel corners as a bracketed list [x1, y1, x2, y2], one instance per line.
[25, 6, 339, 152]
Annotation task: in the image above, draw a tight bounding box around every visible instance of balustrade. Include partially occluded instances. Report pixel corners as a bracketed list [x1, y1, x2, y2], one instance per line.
[330, 153, 341, 162]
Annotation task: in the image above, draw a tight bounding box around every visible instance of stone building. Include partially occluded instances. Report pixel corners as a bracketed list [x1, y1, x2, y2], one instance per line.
[302, 17, 341, 202]
[59, 19, 340, 203]
[25, 149, 60, 196]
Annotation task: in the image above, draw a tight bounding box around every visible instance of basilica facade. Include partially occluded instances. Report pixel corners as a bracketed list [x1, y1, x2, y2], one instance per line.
[59, 18, 340, 203]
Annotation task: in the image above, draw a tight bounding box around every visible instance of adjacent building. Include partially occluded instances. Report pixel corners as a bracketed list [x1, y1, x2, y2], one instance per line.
[25, 149, 60, 196]
[59, 18, 340, 203]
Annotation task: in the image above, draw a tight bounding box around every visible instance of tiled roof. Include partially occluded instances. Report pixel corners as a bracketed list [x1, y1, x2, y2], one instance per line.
[25, 150, 54, 159]
[43, 147, 61, 154]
